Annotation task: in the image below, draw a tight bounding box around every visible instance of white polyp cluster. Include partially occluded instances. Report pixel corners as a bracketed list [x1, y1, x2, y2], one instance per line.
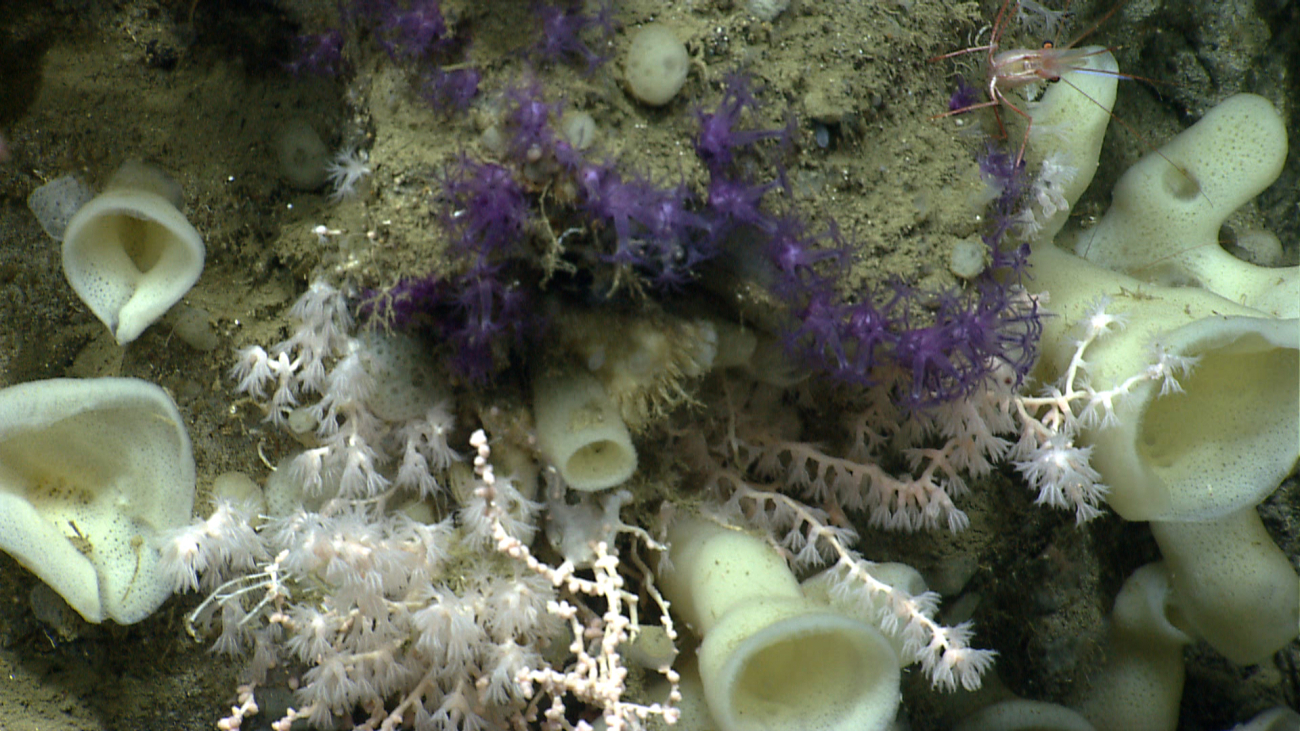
[324, 146, 371, 201]
[159, 499, 265, 594]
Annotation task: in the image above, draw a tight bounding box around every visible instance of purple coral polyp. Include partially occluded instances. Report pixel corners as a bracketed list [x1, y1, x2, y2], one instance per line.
[502, 83, 563, 161]
[441, 158, 531, 262]
[575, 163, 712, 282]
[530, 0, 615, 72]
[422, 67, 480, 111]
[947, 77, 983, 112]
[376, 0, 451, 59]
[694, 74, 790, 175]
[287, 30, 346, 76]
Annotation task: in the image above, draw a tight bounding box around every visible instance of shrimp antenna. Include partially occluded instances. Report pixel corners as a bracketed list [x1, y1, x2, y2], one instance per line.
[1059, 0, 1127, 50]
[1054, 72, 1214, 212]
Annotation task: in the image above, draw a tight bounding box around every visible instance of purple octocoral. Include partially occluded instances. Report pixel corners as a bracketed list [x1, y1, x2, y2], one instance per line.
[440, 157, 531, 264]
[529, 0, 615, 72]
[694, 74, 792, 175]
[705, 175, 779, 234]
[784, 272, 1039, 406]
[422, 67, 480, 112]
[501, 82, 564, 162]
[575, 162, 713, 286]
[868, 144, 1042, 405]
[976, 143, 1034, 252]
[947, 77, 983, 113]
[286, 30, 346, 76]
[891, 281, 1040, 405]
[373, 264, 535, 385]
[370, 157, 538, 383]
[784, 286, 901, 387]
[770, 138, 1042, 406]
[447, 267, 531, 382]
[762, 216, 848, 294]
[367, 276, 448, 330]
[374, 0, 451, 59]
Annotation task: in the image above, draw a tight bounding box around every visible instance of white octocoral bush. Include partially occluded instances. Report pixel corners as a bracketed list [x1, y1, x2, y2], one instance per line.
[164, 282, 680, 731]
[164, 269, 1196, 729]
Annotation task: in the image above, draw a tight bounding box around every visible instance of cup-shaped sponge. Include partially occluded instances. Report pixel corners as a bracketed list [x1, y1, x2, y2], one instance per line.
[0, 377, 196, 623]
[62, 161, 205, 345]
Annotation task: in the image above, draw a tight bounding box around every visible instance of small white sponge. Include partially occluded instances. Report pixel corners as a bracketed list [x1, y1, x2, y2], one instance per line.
[624, 24, 689, 106]
[62, 161, 205, 345]
[26, 174, 95, 241]
[0, 378, 196, 624]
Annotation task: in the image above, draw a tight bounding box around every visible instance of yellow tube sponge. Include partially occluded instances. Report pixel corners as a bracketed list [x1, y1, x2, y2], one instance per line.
[659, 515, 901, 731]
[1150, 506, 1300, 665]
[532, 369, 637, 492]
[1068, 94, 1296, 317]
[1074, 564, 1191, 731]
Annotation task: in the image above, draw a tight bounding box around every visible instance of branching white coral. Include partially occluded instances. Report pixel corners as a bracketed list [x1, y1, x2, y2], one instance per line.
[702, 476, 999, 692]
[1007, 296, 1199, 523]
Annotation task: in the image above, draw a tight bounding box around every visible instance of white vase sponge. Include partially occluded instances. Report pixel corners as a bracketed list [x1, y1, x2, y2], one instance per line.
[0, 377, 196, 624]
[62, 160, 205, 344]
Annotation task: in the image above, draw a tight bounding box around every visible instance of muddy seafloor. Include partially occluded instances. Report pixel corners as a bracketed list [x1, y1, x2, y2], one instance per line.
[0, 0, 1296, 729]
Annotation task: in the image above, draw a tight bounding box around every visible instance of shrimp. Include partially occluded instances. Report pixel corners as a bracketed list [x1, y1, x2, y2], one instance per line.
[930, 0, 1127, 166]
[931, 0, 1208, 223]
[932, 0, 1231, 279]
